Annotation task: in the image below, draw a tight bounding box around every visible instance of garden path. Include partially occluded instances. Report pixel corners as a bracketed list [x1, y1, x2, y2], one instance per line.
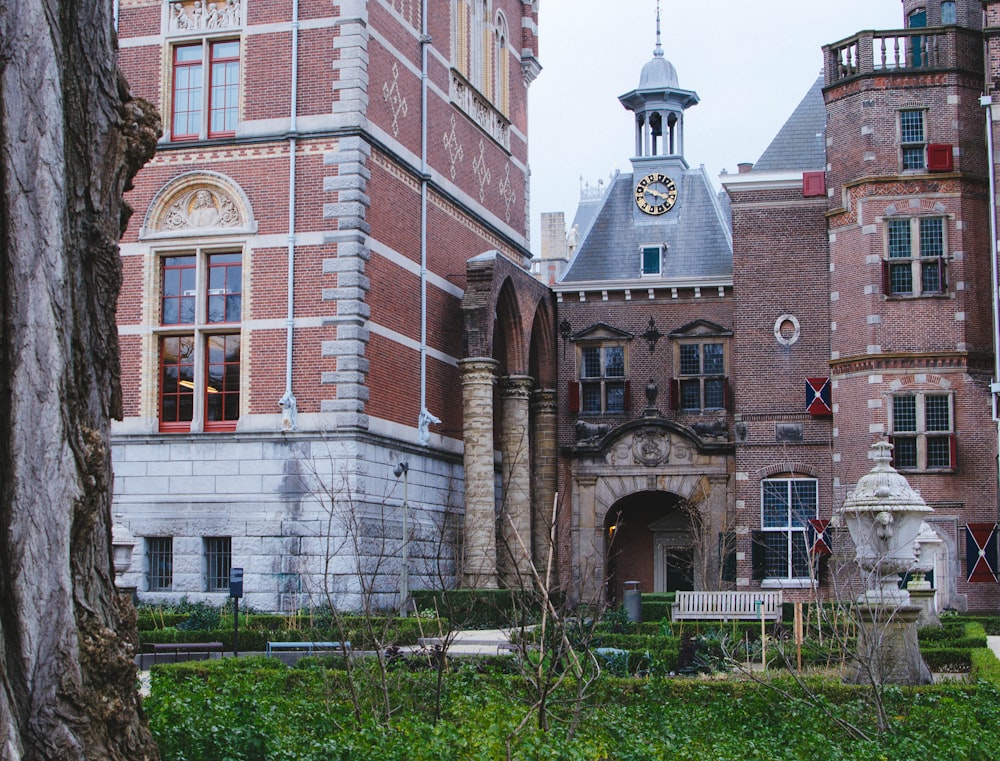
[988, 636, 1000, 661]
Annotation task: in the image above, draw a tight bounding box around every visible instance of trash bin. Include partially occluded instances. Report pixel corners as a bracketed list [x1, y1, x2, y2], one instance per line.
[623, 580, 641, 623]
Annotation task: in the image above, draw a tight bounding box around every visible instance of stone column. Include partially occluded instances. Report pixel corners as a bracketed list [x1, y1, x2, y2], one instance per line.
[500, 375, 534, 586]
[460, 358, 499, 588]
[530, 388, 558, 571]
[574, 476, 602, 604]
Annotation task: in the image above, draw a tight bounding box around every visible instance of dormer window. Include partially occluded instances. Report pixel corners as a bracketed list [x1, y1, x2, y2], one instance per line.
[641, 245, 663, 276]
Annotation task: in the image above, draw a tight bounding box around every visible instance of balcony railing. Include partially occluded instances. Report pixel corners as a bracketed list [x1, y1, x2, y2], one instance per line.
[824, 27, 982, 86]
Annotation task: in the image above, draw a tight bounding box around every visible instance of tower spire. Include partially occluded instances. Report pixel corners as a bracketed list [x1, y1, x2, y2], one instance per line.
[654, 0, 663, 58]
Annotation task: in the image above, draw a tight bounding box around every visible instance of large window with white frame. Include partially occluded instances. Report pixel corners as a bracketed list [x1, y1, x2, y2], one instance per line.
[884, 217, 947, 297]
[754, 478, 817, 581]
[890, 393, 955, 471]
[158, 248, 243, 432]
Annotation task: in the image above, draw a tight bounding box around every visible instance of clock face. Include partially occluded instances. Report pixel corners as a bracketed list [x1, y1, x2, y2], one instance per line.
[634, 173, 678, 215]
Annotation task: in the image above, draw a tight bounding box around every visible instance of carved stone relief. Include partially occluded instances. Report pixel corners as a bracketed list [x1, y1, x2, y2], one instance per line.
[605, 430, 693, 467]
[161, 186, 242, 231]
[167, 0, 242, 33]
[633, 430, 670, 466]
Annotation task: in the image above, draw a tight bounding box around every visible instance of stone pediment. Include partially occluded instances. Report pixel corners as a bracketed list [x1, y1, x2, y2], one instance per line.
[570, 322, 634, 342]
[669, 319, 732, 338]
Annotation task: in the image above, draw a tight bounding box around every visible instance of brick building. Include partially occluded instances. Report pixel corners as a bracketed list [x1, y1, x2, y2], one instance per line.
[553, 0, 1000, 612]
[113, 0, 1000, 614]
[113, 0, 553, 609]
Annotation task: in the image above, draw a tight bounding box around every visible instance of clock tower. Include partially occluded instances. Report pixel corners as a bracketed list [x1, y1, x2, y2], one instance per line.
[619, 1, 699, 222]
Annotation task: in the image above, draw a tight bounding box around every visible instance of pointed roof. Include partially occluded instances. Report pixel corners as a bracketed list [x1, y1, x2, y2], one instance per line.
[558, 167, 731, 285]
[752, 76, 827, 172]
[638, 1, 678, 89]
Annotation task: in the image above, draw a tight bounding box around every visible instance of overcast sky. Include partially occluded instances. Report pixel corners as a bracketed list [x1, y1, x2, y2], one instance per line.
[526, 1, 906, 251]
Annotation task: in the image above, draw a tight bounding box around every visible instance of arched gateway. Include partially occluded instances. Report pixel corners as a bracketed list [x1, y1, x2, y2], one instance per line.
[566, 416, 733, 605]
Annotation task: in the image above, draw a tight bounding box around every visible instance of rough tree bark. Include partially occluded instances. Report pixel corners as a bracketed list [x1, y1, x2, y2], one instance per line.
[0, 0, 160, 758]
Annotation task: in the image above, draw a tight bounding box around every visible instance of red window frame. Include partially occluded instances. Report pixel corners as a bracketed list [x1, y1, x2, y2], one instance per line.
[171, 40, 239, 141]
[208, 40, 240, 138]
[162, 255, 196, 324]
[160, 335, 195, 433]
[204, 334, 240, 432]
[206, 252, 242, 323]
[171, 44, 204, 141]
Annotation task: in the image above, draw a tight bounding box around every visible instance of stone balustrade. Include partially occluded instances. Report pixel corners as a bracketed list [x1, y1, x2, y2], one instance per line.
[824, 27, 983, 86]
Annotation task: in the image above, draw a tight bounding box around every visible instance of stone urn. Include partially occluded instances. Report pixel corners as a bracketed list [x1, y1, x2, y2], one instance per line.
[839, 441, 933, 606]
[838, 440, 934, 684]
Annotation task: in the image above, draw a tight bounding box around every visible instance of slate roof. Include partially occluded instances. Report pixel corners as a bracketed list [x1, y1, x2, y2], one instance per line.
[559, 165, 732, 284]
[752, 76, 827, 172]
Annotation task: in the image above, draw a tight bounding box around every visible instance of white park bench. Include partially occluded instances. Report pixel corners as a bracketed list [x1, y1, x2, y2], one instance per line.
[671, 591, 783, 622]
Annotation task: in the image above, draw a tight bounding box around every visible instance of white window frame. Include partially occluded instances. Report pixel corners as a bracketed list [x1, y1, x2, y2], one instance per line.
[760, 478, 817, 582]
[640, 244, 663, 277]
[885, 217, 947, 297]
[899, 109, 927, 171]
[890, 392, 955, 471]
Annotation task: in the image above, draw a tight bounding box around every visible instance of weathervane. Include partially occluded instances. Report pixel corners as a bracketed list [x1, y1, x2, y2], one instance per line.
[654, 0, 663, 58]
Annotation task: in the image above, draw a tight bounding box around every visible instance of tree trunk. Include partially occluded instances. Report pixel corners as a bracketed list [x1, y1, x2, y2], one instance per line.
[0, 0, 160, 757]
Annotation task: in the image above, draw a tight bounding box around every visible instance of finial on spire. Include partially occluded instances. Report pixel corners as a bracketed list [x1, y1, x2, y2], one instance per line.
[654, 0, 663, 58]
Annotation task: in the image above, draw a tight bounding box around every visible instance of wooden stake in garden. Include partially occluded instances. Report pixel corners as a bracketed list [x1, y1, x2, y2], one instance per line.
[794, 602, 803, 673]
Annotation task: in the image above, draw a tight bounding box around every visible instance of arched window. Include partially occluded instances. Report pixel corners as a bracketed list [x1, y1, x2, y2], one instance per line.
[452, 0, 470, 76]
[469, 0, 487, 91]
[941, 1, 956, 24]
[494, 12, 509, 112]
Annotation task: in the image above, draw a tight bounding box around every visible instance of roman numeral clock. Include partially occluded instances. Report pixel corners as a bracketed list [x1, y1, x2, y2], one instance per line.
[634, 172, 677, 215]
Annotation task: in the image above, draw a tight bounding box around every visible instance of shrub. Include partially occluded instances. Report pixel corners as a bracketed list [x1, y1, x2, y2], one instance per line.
[639, 593, 674, 622]
[971, 647, 1000, 686]
[410, 589, 543, 628]
[921, 647, 972, 673]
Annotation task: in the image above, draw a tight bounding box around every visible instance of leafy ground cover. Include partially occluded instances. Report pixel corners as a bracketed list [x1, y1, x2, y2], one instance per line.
[146, 654, 1000, 761]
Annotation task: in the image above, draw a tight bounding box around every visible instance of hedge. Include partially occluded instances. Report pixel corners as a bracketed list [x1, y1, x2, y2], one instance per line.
[921, 647, 973, 673]
[410, 589, 543, 628]
[971, 647, 1000, 685]
[139, 617, 447, 651]
[137, 613, 189, 631]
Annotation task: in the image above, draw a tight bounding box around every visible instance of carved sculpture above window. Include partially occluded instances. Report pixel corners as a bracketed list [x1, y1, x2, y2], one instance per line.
[141, 171, 256, 239]
[167, 0, 243, 34]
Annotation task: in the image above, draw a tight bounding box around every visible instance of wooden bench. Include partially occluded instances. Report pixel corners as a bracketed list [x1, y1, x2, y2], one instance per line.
[265, 641, 351, 657]
[140, 641, 224, 668]
[671, 591, 783, 622]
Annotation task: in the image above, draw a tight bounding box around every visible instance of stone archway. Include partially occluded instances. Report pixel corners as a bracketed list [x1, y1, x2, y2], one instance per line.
[566, 418, 733, 604]
[460, 251, 556, 589]
[603, 490, 696, 605]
